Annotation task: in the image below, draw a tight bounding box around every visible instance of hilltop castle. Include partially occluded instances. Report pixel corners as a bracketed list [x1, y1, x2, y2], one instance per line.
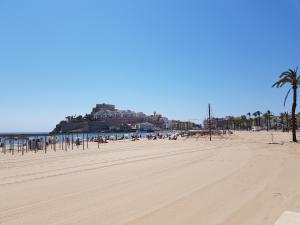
[53, 104, 198, 133]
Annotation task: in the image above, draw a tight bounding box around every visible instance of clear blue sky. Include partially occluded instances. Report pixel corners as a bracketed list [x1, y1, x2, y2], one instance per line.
[1, 0, 300, 132]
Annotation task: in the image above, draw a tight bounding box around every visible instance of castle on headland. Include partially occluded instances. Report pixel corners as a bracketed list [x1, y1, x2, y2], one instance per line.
[53, 104, 199, 133]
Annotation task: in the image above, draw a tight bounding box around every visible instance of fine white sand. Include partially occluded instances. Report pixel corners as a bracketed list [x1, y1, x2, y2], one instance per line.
[0, 131, 300, 225]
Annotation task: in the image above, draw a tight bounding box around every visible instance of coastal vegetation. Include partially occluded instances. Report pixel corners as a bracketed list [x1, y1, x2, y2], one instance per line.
[272, 68, 300, 142]
[252, 111, 262, 127]
[263, 110, 273, 131]
[207, 110, 299, 133]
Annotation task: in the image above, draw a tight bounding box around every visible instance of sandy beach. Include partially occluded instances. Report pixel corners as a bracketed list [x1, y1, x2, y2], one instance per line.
[0, 131, 300, 225]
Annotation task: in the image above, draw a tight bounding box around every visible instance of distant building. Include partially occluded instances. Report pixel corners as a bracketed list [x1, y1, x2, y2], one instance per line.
[91, 103, 147, 120]
[203, 118, 224, 130]
[136, 122, 155, 131]
[92, 104, 115, 115]
[168, 120, 196, 131]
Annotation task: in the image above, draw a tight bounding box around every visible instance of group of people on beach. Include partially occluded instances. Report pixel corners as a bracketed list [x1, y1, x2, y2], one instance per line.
[0, 132, 180, 154]
[88, 133, 179, 143]
[146, 133, 178, 140]
[91, 134, 142, 142]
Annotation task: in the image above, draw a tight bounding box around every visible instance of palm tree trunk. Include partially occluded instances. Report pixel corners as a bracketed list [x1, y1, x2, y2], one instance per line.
[286, 114, 290, 133]
[292, 86, 298, 142]
[249, 119, 251, 130]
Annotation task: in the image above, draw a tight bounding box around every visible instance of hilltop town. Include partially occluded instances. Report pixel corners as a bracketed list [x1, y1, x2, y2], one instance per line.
[53, 104, 199, 133]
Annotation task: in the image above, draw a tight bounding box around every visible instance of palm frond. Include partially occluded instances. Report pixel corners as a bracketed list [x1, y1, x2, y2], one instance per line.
[283, 88, 292, 106]
[272, 77, 292, 88]
[297, 75, 300, 84]
[280, 72, 292, 79]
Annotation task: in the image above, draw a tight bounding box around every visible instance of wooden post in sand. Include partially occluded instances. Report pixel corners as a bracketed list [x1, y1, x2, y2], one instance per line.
[82, 133, 85, 150]
[12, 138, 14, 155]
[60, 135, 63, 150]
[21, 140, 24, 155]
[63, 135, 65, 151]
[209, 104, 212, 141]
[19, 138, 21, 154]
[35, 136, 37, 153]
[61, 135, 63, 151]
[50, 136, 52, 150]
[71, 133, 74, 150]
[44, 136, 47, 154]
[76, 133, 79, 149]
[87, 133, 89, 149]
[65, 135, 67, 151]
[25, 138, 28, 153]
[97, 133, 100, 149]
[17, 137, 20, 153]
[54, 136, 56, 151]
[4, 139, 6, 154]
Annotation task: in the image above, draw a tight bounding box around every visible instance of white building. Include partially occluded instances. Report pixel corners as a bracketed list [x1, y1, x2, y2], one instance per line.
[136, 122, 155, 131]
[93, 109, 146, 120]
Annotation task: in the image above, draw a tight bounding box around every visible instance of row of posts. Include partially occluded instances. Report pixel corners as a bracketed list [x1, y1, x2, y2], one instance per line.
[0, 133, 102, 156]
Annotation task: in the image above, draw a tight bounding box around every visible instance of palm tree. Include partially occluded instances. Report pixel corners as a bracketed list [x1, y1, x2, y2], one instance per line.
[273, 68, 300, 142]
[264, 110, 272, 131]
[241, 115, 247, 130]
[253, 111, 262, 127]
[227, 116, 234, 130]
[263, 112, 269, 131]
[284, 112, 290, 133]
[233, 118, 238, 130]
[272, 115, 279, 130]
[267, 110, 273, 130]
[252, 112, 258, 126]
[279, 113, 284, 132]
[267, 110, 275, 129]
[247, 112, 252, 130]
[257, 111, 262, 127]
